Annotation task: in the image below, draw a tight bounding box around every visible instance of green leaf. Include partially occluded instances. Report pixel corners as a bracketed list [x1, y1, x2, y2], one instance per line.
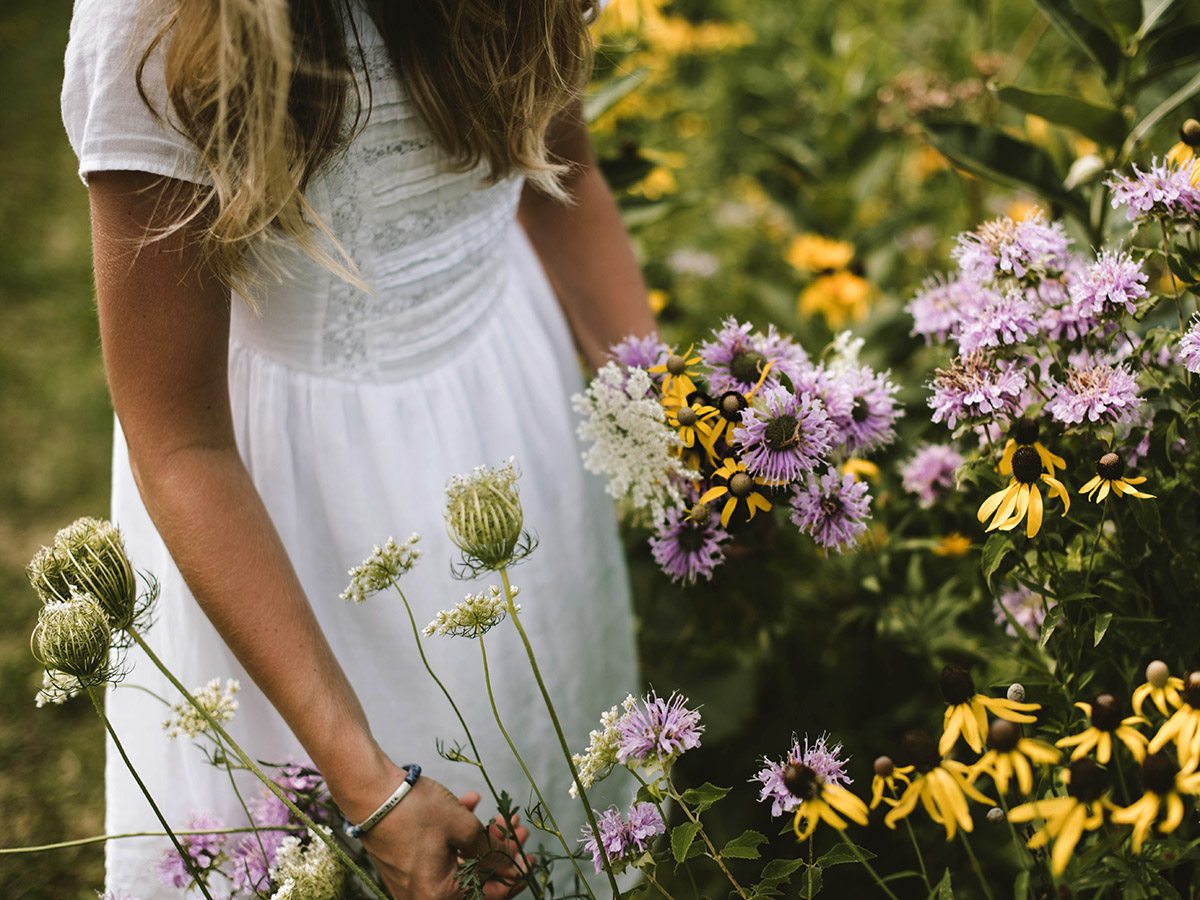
[1040, 605, 1063, 649]
[636, 781, 666, 805]
[929, 869, 954, 900]
[1122, 69, 1200, 158]
[670, 822, 703, 864]
[1138, 0, 1187, 38]
[923, 122, 1088, 223]
[584, 68, 650, 124]
[758, 858, 806, 884]
[680, 782, 731, 813]
[1014, 869, 1032, 900]
[797, 865, 823, 900]
[816, 842, 875, 868]
[1094, 611, 1114, 646]
[721, 830, 767, 860]
[982, 532, 1013, 587]
[1141, 22, 1200, 76]
[1100, 0, 1144, 33]
[990, 84, 1127, 146]
[1129, 495, 1161, 536]
[1033, 0, 1122, 79]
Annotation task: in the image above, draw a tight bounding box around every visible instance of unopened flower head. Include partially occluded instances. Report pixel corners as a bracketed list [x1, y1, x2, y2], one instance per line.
[423, 584, 516, 638]
[570, 695, 636, 798]
[28, 517, 138, 630]
[340, 534, 421, 603]
[163, 678, 241, 740]
[32, 589, 113, 684]
[445, 459, 531, 572]
[269, 826, 345, 900]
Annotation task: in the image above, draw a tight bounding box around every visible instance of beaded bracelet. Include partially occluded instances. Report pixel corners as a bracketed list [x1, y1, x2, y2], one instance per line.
[342, 764, 422, 839]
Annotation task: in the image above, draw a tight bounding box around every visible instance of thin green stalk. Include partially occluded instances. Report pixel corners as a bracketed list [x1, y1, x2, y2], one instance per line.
[665, 777, 749, 900]
[498, 568, 622, 900]
[631, 772, 699, 900]
[220, 746, 270, 890]
[995, 792, 1035, 871]
[477, 633, 595, 899]
[127, 630, 390, 900]
[835, 830, 900, 900]
[86, 688, 217, 900]
[0, 826, 299, 854]
[958, 830, 995, 900]
[1083, 497, 1109, 592]
[645, 867, 683, 900]
[888, 785, 931, 892]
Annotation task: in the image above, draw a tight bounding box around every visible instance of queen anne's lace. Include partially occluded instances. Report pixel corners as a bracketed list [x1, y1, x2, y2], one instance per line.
[163, 678, 241, 740]
[269, 827, 345, 900]
[340, 534, 421, 604]
[570, 695, 636, 797]
[423, 585, 518, 638]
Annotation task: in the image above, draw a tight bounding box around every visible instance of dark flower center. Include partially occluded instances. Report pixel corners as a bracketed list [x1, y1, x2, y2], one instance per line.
[940, 664, 976, 705]
[873, 756, 894, 778]
[728, 472, 754, 498]
[851, 397, 870, 424]
[719, 391, 748, 421]
[764, 414, 800, 450]
[677, 406, 698, 427]
[1142, 752, 1179, 796]
[1182, 118, 1200, 147]
[1183, 670, 1200, 708]
[676, 523, 711, 554]
[1011, 445, 1043, 485]
[783, 763, 820, 800]
[685, 503, 712, 525]
[1090, 693, 1122, 731]
[1012, 416, 1039, 445]
[729, 350, 768, 385]
[987, 719, 1021, 753]
[901, 730, 941, 774]
[1096, 452, 1124, 481]
[687, 389, 714, 409]
[666, 355, 687, 376]
[820, 496, 842, 518]
[1066, 758, 1105, 803]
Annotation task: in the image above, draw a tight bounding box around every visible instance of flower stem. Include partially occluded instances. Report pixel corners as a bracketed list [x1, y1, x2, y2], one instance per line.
[0, 826, 303, 854]
[645, 867, 683, 900]
[477, 633, 595, 899]
[996, 792, 1035, 871]
[889, 785, 931, 892]
[835, 830, 900, 900]
[958, 830, 995, 900]
[1083, 496, 1109, 593]
[86, 687, 217, 900]
[126, 629, 390, 900]
[498, 568, 622, 900]
[666, 777, 749, 900]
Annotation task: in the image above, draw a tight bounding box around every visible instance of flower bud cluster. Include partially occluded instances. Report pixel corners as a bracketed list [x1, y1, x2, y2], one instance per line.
[423, 584, 518, 638]
[340, 534, 422, 604]
[445, 459, 537, 574]
[163, 678, 241, 740]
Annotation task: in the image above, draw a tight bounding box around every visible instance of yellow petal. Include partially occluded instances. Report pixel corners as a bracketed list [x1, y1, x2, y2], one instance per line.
[1050, 804, 1087, 875]
[978, 483, 1014, 523]
[999, 440, 1017, 474]
[1027, 483, 1043, 538]
[1079, 475, 1102, 496]
[1097, 480, 1110, 502]
[720, 496, 737, 528]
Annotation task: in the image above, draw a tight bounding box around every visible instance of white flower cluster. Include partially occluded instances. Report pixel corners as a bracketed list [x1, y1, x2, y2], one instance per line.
[340, 534, 422, 604]
[423, 585, 519, 638]
[572, 363, 689, 524]
[35, 669, 84, 708]
[825, 330, 866, 377]
[163, 678, 241, 740]
[569, 694, 636, 798]
[269, 827, 345, 900]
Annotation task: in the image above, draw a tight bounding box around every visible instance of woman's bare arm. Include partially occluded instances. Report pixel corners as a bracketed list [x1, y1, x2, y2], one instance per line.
[517, 102, 657, 370]
[89, 169, 513, 900]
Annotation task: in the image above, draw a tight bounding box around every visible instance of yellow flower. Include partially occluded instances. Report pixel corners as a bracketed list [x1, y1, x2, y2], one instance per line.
[1146, 670, 1200, 768]
[1055, 694, 1149, 763]
[933, 532, 971, 557]
[869, 756, 913, 809]
[647, 289, 670, 315]
[699, 458, 772, 528]
[998, 417, 1065, 477]
[972, 720, 1061, 795]
[1166, 120, 1200, 187]
[977, 446, 1070, 539]
[842, 458, 880, 482]
[629, 166, 678, 200]
[1133, 660, 1184, 718]
[1111, 752, 1200, 853]
[884, 730, 994, 840]
[650, 345, 701, 398]
[784, 234, 855, 273]
[1009, 759, 1108, 875]
[1078, 452, 1154, 502]
[939, 664, 1040, 756]
[798, 272, 872, 329]
[665, 395, 719, 453]
[784, 763, 870, 841]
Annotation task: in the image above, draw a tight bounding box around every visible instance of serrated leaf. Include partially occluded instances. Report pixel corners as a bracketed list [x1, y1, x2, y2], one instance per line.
[797, 865, 823, 900]
[1094, 611, 1114, 646]
[636, 781, 666, 805]
[1033, 0, 1122, 79]
[680, 783, 731, 813]
[816, 842, 875, 868]
[671, 822, 702, 864]
[721, 830, 767, 860]
[991, 84, 1127, 146]
[759, 858, 806, 883]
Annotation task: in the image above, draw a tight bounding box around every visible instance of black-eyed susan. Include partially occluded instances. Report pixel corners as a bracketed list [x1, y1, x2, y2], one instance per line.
[1147, 670, 1200, 768]
[784, 762, 870, 841]
[1078, 452, 1155, 502]
[999, 417, 1066, 477]
[798, 271, 873, 329]
[705, 390, 749, 446]
[664, 396, 719, 452]
[884, 730, 994, 840]
[699, 458, 772, 528]
[977, 445, 1071, 538]
[842, 458, 880, 482]
[649, 346, 702, 397]
[939, 664, 1040, 756]
[972, 719, 1061, 795]
[1008, 758, 1109, 875]
[1110, 751, 1200, 853]
[869, 755, 913, 809]
[1056, 693, 1148, 763]
[1133, 660, 1184, 718]
[784, 233, 855, 273]
[1165, 119, 1200, 188]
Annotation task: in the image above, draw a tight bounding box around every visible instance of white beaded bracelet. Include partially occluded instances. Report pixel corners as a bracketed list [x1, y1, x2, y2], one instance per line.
[343, 763, 422, 839]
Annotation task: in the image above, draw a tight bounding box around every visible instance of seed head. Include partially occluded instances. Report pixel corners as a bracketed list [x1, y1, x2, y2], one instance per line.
[901, 729, 941, 773]
[940, 663, 976, 705]
[445, 459, 529, 572]
[1096, 452, 1124, 481]
[1146, 660, 1170, 688]
[1182, 118, 1200, 147]
[873, 756, 894, 778]
[783, 763, 819, 800]
[32, 590, 113, 683]
[728, 472, 754, 498]
[987, 719, 1021, 752]
[666, 355, 687, 376]
[676, 406, 698, 427]
[1011, 417, 1039, 445]
[28, 518, 137, 630]
[1090, 693, 1122, 731]
[1007, 683, 1026, 703]
[1141, 752, 1179, 796]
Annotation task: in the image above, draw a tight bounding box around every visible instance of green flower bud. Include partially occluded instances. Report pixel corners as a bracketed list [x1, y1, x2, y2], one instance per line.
[28, 518, 137, 630]
[445, 459, 530, 572]
[32, 591, 113, 683]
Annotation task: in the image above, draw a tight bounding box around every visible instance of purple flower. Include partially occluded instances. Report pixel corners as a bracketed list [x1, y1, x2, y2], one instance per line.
[906, 273, 981, 345]
[929, 351, 1027, 429]
[156, 812, 225, 889]
[616, 692, 703, 768]
[1107, 158, 1200, 224]
[993, 584, 1047, 639]
[580, 802, 665, 874]
[734, 387, 833, 483]
[790, 467, 871, 551]
[953, 211, 1072, 285]
[649, 506, 730, 584]
[700, 316, 809, 396]
[790, 364, 855, 424]
[1068, 249, 1148, 322]
[827, 366, 901, 455]
[609, 334, 669, 371]
[228, 764, 322, 893]
[753, 734, 852, 818]
[900, 444, 964, 508]
[957, 288, 1042, 353]
[1179, 315, 1200, 373]
[1047, 364, 1141, 426]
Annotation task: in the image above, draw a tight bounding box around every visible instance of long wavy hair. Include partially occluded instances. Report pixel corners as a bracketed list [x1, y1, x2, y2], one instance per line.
[137, 0, 598, 293]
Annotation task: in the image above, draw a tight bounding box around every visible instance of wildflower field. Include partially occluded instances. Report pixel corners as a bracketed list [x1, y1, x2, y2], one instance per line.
[4, 0, 1200, 897]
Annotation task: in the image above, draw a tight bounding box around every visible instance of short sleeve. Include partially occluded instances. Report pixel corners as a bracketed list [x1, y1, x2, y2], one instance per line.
[61, 0, 206, 185]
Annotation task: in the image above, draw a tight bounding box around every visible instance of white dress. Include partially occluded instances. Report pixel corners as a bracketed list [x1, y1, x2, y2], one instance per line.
[62, 1, 637, 896]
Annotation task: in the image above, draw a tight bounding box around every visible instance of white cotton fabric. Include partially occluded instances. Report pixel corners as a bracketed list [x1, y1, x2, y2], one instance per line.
[62, 1, 636, 896]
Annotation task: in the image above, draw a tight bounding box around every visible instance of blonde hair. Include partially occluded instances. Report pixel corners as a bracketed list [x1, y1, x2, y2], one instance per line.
[138, 0, 597, 294]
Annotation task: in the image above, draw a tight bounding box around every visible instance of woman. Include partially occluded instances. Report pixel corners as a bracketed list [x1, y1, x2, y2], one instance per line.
[61, 0, 654, 896]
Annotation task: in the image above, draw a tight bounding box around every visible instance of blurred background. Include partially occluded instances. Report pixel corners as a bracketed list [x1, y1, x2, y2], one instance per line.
[3, 0, 1195, 896]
